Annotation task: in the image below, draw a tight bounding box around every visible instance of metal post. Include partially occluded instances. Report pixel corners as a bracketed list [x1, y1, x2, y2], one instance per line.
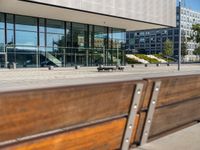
[140, 81, 161, 145]
[178, 0, 182, 71]
[103, 46, 105, 65]
[121, 83, 144, 150]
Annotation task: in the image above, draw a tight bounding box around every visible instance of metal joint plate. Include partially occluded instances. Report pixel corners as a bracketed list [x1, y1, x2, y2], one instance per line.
[140, 81, 161, 145]
[121, 83, 144, 150]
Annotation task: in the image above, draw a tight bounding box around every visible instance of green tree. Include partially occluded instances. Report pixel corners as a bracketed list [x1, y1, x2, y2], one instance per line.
[193, 47, 200, 56]
[181, 37, 188, 61]
[189, 24, 200, 44]
[163, 39, 173, 62]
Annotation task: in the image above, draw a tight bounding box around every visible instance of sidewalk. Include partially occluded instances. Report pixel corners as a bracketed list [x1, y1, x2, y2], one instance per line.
[133, 123, 200, 150]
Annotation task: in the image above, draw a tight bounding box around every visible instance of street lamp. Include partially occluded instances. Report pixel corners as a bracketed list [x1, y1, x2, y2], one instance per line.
[178, 0, 182, 71]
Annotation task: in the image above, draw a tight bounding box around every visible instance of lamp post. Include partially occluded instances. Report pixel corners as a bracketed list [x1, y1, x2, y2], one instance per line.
[178, 0, 182, 71]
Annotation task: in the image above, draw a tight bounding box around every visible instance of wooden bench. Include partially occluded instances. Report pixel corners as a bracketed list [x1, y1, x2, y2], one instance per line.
[1, 74, 200, 150]
[97, 65, 125, 72]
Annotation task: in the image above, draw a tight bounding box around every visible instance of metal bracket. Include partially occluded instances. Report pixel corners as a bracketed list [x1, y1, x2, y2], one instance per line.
[140, 81, 161, 145]
[121, 83, 144, 150]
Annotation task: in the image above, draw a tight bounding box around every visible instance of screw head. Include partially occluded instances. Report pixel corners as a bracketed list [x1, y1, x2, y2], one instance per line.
[137, 89, 141, 95]
[152, 100, 156, 105]
[129, 124, 133, 129]
[126, 138, 129, 143]
[134, 104, 137, 109]
[155, 87, 159, 91]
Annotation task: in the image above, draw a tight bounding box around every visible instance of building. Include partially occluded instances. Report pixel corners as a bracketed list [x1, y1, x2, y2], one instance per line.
[0, 0, 176, 68]
[126, 6, 200, 56]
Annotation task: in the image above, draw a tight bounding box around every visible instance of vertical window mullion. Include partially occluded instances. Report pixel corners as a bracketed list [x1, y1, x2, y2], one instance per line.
[4, 13, 7, 46]
[37, 18, 39, 47]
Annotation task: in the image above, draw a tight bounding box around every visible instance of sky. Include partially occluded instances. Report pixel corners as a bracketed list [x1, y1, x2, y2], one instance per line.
[177, 0, 200, 11]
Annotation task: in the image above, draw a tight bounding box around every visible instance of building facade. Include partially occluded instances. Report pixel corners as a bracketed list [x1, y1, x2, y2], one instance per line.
[126, 6, 200, 56]
[0, 0, 176, 68]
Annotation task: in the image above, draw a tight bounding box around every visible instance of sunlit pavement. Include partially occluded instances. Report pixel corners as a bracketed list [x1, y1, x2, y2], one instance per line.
[0, 63, 200, 92]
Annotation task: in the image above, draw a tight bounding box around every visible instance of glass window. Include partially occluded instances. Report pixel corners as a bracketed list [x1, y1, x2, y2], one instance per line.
[0, 29, 4, 52]
[112, 28, 125, 49]
[72, 23, 88, 48]
[39, 18, 45, 32]
[15, 15, 37, 46]
[66, 22, 72, 47]
[46, 19, 65, 49]
[46, 33, 64, 48]
[0, 13, 4, 29]
[46, 19, 64, 34]
[94, 26, 107, 48]
[7, 30, 14, 45]
[16, 31, 37, 46]
[15, 15, 37, 31]
[6, 14, 14, 30]
[0, 13, 5, 52]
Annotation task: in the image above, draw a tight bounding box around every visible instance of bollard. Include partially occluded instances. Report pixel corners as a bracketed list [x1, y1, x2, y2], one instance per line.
[131, 64, 134, 68]
[156, 63, 160, 67]
[145, 64, 148, 67]
[167, 63, 170, 66]
[75, 65, 80, 69]
[48, 65, 54, 70]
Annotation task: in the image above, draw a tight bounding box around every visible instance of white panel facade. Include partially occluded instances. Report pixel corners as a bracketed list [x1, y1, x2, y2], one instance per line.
[27, 0, 176, 27]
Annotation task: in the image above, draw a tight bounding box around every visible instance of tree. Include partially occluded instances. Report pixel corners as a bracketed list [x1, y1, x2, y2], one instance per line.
[181, 37, 188, 61]
[193, 47, 200, 56]
[163, 39, 173, 62]
[189, 24, 200, 44]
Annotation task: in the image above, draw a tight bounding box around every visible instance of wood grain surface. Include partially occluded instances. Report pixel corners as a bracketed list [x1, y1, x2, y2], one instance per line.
[150, 98, 200, 138]
[0, 81, 143, 142]
[1, 118, 126, 150]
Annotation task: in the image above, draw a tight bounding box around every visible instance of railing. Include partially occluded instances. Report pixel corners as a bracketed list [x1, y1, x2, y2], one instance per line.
[2, 45, 125, 68]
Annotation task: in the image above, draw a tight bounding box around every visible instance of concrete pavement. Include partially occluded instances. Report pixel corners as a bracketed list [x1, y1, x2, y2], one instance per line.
[133, 123, 200, 150]
[0, 64, 200, 92]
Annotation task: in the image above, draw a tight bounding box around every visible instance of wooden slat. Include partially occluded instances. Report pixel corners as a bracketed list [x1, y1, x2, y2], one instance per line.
[149, 98, 200, 138]
[150, 75, 200, 108]
[1, 118, 126, 150]
[133, 112, 146, 144]
[0, 81, 143, 142]
[130, 114, 140, 144]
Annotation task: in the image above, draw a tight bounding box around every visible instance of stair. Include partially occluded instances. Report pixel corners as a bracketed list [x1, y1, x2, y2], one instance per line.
[41, 52, 62, 67]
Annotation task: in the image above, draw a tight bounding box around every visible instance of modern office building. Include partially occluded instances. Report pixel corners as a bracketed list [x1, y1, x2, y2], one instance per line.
[0, 0, 176, 68]
[126, 6, 200, 56]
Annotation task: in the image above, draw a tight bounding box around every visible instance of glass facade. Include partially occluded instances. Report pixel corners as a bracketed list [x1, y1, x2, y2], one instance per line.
[0, 12, 126, 68]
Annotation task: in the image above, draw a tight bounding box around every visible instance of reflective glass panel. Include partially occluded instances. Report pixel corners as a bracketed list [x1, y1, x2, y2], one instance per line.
[7, 30, 14, 45]
[15, 15, 37, 31]
[0, 29, 4, 52]
[94, 26, 107, 48]
[72, 23, 88, 48]
[16, 31, 37, 46]
[46, 19, 64, 34]
[0, 13, 4, 29]
[6, 14, 14, 30]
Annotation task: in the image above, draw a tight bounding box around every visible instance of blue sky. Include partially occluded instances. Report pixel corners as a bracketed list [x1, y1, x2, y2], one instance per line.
[177, 0, 200, 11]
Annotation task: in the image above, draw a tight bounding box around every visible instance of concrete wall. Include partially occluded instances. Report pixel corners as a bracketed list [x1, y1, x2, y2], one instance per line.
[27, 0, 176, 27]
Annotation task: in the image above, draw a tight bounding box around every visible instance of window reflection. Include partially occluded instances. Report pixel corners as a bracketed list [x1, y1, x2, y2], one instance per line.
[0, 12, 126, 67]
[16, 31, 37, 46]
[0, 13, 4, 29]
[94, 26, 107, 48]
[46, 19, 65, 50]
[15, 15, 37, 31]
[72, 23, 88, 48]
